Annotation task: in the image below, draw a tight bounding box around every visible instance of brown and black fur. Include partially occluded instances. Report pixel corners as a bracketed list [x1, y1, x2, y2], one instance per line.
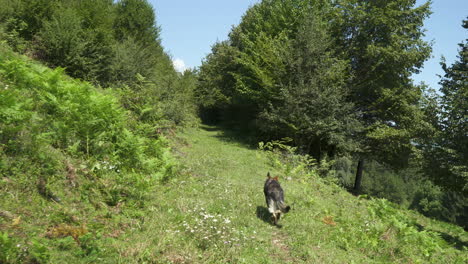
[264, 172, 290, 225]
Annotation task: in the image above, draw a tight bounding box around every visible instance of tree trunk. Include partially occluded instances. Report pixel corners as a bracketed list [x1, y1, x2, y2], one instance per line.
[353, 159, 364, 194]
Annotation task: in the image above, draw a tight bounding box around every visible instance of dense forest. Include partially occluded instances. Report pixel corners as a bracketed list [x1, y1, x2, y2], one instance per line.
[0, 0, 466, 263]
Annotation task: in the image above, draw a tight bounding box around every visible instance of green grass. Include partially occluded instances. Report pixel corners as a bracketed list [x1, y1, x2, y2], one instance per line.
[104, 125, 467, 263]
[1, 116, 467, 262]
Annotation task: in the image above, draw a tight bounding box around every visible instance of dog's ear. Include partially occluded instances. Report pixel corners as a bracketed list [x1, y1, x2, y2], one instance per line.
[273, 176, 279, 181]
[267, 172, 271, 178]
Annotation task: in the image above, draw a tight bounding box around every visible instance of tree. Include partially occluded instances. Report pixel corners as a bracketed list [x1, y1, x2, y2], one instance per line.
[330, 0, 433, 192]
[197, 41, 241, 123]
[34, 2, 116, 84]
[114, 0, 160, 44]
[197, 0, 315, 128]
[424, 19, 467, 194]
[259, 12, 361, 159]
[112, 0, 168, 85]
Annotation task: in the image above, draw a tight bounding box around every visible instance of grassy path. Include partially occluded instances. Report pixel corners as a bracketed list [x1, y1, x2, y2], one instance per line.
[165, 125, 297, 263]
[112, 125, 467, 264]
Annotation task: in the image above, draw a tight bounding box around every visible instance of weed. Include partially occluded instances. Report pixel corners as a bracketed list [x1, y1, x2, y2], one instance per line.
[0, 232, 17, 263]
[46, 224, 88, 244]
[30, 239, 50, 264]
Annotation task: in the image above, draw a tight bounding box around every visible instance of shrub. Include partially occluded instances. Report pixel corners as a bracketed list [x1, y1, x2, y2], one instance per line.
[0, 45, 176, 191]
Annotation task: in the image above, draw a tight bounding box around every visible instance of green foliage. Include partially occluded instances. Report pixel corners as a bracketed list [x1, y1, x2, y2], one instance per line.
[197, 0, 311, 128]
[0, 233, 51, 264]
[78, 233, 101, 257]
[0, 47, 175, 193]
[118, 69, 200, 128]
[198, 0, 432, 176]
[0, 18, 29, 52]
[114, 0, 160, 44]
[197, 41, 240, 123]
[259, 139, 318, 179]
[0, 232, 18, 263]
[259, 12, 361, 159]
[365, 199, 446, 259]
[33, 3, 116, 84]
[30, 239, 51, 264]
[35, 7, 86, 72]
[0, 0, 199, 126]
[0, 41, 177, 178]
[331, 0, 433, 168]
[0, 0, 58, 42]
[422, 19, 468, 194]
[333, 156, 468, 229]
[164, 70, 200, 127]
[232, 31, 289, 106]
[230, 0, 310, 44]
[111, 38, 158, 85]
[0, 44, 182, 263]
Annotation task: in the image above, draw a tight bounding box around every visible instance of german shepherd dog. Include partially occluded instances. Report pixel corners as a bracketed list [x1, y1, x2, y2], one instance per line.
[264, 172, 290, 225]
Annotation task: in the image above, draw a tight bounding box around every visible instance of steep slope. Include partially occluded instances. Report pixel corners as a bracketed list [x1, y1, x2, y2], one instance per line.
[0, 45, 175, 263]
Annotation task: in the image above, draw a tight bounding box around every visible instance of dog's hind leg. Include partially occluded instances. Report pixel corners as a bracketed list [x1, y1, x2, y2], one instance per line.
[267, 198, 278, 224]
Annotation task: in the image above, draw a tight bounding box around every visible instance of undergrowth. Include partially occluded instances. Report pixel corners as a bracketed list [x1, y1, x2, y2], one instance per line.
[0, 45, 176, 263]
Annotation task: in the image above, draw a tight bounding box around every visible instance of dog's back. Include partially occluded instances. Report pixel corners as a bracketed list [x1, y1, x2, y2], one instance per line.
[264, 172, 290, 224]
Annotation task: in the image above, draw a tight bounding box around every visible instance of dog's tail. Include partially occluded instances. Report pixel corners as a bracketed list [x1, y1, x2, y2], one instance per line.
[278, 201, 290, 213]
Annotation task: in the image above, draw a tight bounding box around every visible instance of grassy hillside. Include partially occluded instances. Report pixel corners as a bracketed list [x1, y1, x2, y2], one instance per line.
[0, 45, 175, 263]
[148, 126, 467, 263]
[0, 46, 466, 263]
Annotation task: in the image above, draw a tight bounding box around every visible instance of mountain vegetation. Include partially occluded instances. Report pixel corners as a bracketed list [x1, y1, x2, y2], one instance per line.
[0, 0, 466, 263]
[0, 0, 199, 127]
[198, 0, 467, 229]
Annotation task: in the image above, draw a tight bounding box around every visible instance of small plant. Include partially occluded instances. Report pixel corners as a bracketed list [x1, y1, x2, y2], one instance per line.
[46, 224, 88, 244]
[366, 198, 445, 259]
[78, 233, 101, 256]
[30, 239, 50, 264]
[0, 232, 17, 263]
[258, 139, 318, 180]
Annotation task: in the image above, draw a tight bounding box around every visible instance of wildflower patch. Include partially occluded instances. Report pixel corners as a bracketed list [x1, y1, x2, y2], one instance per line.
[180, 206, 248, 250]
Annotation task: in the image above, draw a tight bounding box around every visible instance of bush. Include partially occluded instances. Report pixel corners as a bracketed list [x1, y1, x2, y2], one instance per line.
[0, 45, 175, 186]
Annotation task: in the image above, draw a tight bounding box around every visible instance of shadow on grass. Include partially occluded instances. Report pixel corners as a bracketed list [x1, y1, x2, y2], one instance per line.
[438, 232, 468, 250]
[200, 124, 257, 149]
[200, 125, 221, 132]
[256, 206, 282, 228]
[414, 223, 467, 250]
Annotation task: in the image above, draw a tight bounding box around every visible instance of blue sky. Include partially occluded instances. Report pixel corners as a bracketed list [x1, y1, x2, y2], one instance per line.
[151, 0, 259, 71]
[151, 0, 467, 90]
